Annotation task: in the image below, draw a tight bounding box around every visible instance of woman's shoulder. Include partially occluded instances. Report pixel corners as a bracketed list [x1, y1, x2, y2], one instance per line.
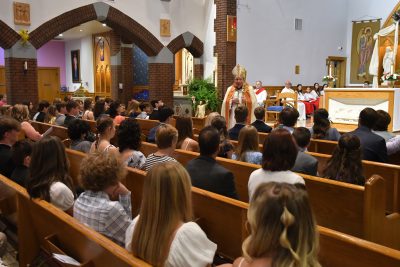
[169, 222, 217, 266]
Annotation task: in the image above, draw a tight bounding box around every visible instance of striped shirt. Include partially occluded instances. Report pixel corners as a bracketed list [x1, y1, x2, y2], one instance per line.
[143, 153, 177, 171]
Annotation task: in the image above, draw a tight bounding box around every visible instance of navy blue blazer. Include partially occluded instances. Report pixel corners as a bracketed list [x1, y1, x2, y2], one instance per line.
[251, 120, 272, 133]
[186, 156, 238, 199]
[350, 126, 388, 163]
[228, 123, 246, 141]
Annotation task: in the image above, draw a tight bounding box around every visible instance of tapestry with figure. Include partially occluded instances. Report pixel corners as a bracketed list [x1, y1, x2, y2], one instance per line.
[350, 20, 380, 84]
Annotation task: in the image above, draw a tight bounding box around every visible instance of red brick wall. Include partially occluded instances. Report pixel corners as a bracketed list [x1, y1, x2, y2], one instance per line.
[5, 58, 38, 105]
[215, 0, 237, 98]
[148, 63, 174, 108]
[194, 64, 204, 79]
[118, 47, 134, 105]
[0, 20, 20, 49]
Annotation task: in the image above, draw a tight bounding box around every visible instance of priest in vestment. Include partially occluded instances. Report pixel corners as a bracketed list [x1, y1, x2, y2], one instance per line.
[221, 64, 257, 129]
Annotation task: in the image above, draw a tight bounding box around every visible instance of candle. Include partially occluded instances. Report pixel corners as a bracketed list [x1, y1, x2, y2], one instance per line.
[24, 61, 27, 70]
[391, 64, 394, 75]
[329, 65, 332, 76]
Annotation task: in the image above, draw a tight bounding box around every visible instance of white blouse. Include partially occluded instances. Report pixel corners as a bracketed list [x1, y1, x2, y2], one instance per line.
[49, 182, 74, 211]
[248, 169, 305, 200]
[125, 217, 217, 267]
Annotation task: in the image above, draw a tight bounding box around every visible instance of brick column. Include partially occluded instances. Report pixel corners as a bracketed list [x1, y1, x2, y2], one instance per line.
[119, 44, 134, 105]
[148, 47, 174, 108]
[215, 0, 236, 98]
[5, 42, 38, 105]
[194, 57, 204, 80]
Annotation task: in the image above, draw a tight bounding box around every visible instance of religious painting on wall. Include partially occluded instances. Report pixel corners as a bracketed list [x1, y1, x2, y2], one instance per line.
[13, 2, 30, 25]
[350, 20, 380, 84]
[71, 50, 81, 83]
[227, 15, 237, 42]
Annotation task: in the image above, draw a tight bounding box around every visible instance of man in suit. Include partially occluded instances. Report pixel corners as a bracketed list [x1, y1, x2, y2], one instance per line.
[148, 99, 164, 120]
[147, 107, 174, 143]
[63, 100, 80, 127]
[350, 108, 388, 163]
[228, 104, 248, 141]
[186, 126, 238, 199]
[291, 127, 318, 176]
[251, 106, 272, 133]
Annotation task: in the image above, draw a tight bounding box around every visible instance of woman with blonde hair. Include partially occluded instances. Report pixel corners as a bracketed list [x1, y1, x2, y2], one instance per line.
[89, 116, 118, 154]
[125, 162, 216, 266]
[11, 104, 42, 141]
[230, 182, 320, 267]
[232, 125, 262, 165]
[127, 99, 141, 118]
[204, 112, 219, 127]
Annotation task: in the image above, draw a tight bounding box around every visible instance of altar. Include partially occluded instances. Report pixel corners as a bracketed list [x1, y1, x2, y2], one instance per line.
[324, 88, 400, 131]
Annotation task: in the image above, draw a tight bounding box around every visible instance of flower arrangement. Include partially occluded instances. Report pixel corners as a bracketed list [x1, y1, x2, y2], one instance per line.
[322, 75, 336, 82]
[18, 29, 29, 45]
[381, 73, 399, 82]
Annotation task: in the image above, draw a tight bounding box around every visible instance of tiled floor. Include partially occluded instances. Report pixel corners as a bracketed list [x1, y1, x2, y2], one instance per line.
[0, 242, 18, 267]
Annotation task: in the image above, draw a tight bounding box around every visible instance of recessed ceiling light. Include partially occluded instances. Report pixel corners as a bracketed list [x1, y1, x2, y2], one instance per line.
[102, 23, 107, 27]
[58, 34, 63, 37]
[79, 29, 83, 32]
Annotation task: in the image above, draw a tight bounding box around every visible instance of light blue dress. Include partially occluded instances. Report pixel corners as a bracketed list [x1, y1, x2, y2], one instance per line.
[232, 151, 263, 165]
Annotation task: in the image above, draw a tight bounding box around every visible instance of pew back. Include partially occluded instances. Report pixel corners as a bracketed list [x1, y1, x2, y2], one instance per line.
[0, 175, 151, 267]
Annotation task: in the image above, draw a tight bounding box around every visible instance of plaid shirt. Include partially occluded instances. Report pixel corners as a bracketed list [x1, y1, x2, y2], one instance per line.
[74, 191, 132, 246]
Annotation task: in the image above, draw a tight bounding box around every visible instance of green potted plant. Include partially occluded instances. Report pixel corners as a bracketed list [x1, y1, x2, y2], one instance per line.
[188, 78, 220, 113]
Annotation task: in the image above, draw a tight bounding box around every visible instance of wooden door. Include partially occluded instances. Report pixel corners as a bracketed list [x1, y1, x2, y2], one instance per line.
[38, 68, 60, 102]
[327, 56, 347, 88]
[0, 66, 6, 96]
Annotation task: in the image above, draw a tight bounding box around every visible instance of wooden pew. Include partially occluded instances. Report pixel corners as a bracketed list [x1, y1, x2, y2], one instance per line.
[309, 151, 400, 212]
[0, 174, 151, 267]
[34, 121, 400, 248]
[137, 142, 400, 250]
[31, 121, 400, 215]
[30, 121, 69, 141]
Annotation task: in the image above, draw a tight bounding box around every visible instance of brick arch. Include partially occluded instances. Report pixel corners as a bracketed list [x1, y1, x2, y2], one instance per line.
[29, 3, 163, 56]
[167, 31, 204, 57]
[0, 20, 20, 49]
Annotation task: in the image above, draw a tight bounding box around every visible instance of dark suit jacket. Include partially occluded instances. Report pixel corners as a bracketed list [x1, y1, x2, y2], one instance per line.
[186, 156, 238, 199]
[350, 126, 388, 163]
[228, 124, 246, 141]
[251, 120, 272, 133]
[149, 109, 160, 121]
[292, 151, 318, 176]
[63, 115, 77, 128]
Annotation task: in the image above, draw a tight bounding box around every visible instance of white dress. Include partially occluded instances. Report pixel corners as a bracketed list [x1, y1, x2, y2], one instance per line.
[248, 169, 305, 200]
[49, 182, 74, 211]
[281, 87, 306, 120]
[125, 217, 217, 267]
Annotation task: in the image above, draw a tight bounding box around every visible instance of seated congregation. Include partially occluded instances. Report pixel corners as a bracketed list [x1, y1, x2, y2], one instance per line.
[0, 96, 399, 266]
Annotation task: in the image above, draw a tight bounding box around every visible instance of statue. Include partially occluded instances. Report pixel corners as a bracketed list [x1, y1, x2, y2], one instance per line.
[195, 100, 208, 118]
[383, 46, 394, 74]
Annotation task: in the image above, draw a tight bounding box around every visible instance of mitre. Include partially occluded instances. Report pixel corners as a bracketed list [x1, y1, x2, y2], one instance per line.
[232, 64, 247, 80]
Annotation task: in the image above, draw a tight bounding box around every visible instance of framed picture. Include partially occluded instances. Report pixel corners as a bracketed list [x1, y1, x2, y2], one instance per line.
[160, 19, 171, 37]
[71, 50, 81, 83]
[227, 15, 237, 42]
[14, 2, 30, 26]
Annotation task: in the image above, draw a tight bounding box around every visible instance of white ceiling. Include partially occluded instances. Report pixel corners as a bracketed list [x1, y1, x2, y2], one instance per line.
[55, 21, 112, 41]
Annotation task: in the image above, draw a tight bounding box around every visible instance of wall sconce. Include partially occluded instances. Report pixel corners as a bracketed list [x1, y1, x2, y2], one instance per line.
[23, 61, 28, 74]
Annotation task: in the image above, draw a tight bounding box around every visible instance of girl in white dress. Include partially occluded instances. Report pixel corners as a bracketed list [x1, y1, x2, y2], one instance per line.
[125, 162, 216, 267]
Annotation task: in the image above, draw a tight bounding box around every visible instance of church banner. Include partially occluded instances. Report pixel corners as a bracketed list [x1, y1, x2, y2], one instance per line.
[350, 20, 380, 84]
